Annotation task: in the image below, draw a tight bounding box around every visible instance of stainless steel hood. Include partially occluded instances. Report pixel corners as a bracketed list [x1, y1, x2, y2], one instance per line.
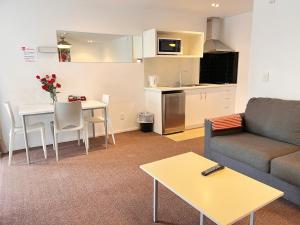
[204, 17, 234, 53]
[204, 39, 234, 53]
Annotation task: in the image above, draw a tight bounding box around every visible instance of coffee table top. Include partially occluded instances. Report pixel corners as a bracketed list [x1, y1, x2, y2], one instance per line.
[140, 152, 283, 225]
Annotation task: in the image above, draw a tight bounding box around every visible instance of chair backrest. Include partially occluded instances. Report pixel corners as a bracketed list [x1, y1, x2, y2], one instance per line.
[3, 102, 15, 130]
[102, 94, 110, 106]
[54, 101, 83, 130]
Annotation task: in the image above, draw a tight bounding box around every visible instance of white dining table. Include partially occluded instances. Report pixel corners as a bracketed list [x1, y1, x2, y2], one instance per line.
[18, 100, 108, 164]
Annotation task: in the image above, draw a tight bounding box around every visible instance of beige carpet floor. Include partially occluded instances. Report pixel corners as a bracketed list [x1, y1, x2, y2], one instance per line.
[0, 131, 299, 225]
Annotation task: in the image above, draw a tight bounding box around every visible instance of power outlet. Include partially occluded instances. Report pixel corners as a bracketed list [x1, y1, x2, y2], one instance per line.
[269, 0, 276, 4]
[262, 72, 270, 82]
[120, 113, 125, 120]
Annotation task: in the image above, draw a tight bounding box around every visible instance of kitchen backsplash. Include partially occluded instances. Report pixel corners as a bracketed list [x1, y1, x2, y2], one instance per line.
[144, 57, 200, 87]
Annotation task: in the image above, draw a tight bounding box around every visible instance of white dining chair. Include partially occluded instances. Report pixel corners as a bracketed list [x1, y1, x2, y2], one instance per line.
[86, 94, 115, 145]
[3, 102, 47, 166]
[51, 101, 88, 162]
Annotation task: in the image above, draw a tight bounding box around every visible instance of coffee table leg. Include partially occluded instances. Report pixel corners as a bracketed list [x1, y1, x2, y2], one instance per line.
[200, 213, 204, 225]
[250, 212, 255, 225]
[153, 179, 158, 223]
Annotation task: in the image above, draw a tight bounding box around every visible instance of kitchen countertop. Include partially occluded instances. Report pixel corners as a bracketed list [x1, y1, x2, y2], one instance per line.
[144, 83, 237, 92]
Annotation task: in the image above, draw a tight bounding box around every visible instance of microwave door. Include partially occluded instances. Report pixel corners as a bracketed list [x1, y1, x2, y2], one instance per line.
[158, 39, 182, 55]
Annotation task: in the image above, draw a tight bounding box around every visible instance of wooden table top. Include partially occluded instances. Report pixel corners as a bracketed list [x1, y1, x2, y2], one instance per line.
[140, 152, 283, 225]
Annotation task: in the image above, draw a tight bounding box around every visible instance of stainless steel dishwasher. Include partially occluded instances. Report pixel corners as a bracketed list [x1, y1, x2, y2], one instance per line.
[162, 91, 185, 134]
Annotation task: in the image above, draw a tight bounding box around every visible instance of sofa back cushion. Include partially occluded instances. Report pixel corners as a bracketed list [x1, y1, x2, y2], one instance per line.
[245, 98, 300, 146]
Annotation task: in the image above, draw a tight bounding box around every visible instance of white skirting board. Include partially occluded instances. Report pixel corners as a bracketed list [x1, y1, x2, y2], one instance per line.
[90, 126, 139, 138]
[0, 127, 139, 153]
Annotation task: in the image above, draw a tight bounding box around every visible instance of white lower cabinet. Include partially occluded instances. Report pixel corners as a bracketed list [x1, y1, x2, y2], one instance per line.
[145, 85, 236, 134]
[185, 89, 206, 129]
[185, 86, 236, 129]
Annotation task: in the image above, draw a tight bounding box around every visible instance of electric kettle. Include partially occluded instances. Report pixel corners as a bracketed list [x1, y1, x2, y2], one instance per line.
[148, 75, 158, 88]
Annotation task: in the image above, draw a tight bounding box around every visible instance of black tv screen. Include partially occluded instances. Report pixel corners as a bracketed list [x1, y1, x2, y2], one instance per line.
[200, 52, 239, 84]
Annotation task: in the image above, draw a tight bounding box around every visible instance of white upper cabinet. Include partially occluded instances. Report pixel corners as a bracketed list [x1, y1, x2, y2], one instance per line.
[143, 29, 204, 58]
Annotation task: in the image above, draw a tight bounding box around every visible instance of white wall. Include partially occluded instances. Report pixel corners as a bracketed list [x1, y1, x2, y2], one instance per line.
[220, 12, 253, 112]
[249, 0, 300, 99]
[0, 0, 206, 152]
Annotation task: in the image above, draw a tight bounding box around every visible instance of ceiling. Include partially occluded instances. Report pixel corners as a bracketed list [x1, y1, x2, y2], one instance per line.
[90, 0, 253, 17]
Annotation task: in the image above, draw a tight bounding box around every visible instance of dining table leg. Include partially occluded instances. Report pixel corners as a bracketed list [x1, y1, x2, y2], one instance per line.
[21, 115, 30, 165]
[104, 107, 108, 149]
[91, 109, 95, 138]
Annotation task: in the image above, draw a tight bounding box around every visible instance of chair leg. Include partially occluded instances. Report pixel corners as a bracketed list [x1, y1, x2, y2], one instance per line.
[41, 128, 47, 159]
[50, 123, 55, 150]
[111, 133, 116, 145]
[77, 130, 81, 146]
[108, 119, 116, 145]
[8, 131, 14, 166]
[82, 131, 85, 143]
[84, 128, 89, 155]
[54, 132, 59, 162]
[83, 122, 89, 143]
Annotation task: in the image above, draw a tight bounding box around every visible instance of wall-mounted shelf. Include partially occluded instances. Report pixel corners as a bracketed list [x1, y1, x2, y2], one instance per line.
[38, 46, 57, 53]
[143, 29, 204, 58]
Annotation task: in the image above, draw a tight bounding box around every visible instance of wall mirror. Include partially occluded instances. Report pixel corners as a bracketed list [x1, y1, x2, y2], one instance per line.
[56, 30, 142, 63]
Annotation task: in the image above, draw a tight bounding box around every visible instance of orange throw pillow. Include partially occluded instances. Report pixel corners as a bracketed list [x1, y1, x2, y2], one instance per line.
[210, 114, 242, 131]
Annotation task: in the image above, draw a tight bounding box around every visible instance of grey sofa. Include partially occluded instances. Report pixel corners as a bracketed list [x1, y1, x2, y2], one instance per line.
[204, 97, 300, 206]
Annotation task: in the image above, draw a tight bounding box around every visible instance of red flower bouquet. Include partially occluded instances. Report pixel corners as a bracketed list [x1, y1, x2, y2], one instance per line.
[36, 74, 61, 103]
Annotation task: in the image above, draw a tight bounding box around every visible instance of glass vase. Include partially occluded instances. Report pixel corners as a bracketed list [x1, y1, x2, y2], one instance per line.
[50, 92, 57, 105]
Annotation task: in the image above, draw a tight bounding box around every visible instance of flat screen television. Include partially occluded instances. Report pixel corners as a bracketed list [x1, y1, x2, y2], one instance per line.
[200, 52, 239, 84]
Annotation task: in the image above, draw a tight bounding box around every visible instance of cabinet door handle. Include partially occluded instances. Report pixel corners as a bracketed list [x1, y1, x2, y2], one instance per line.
[205, 93, 207, 100]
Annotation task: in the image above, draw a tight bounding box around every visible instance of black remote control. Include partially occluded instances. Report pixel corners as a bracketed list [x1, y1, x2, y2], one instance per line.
[201, 164, 225, 176]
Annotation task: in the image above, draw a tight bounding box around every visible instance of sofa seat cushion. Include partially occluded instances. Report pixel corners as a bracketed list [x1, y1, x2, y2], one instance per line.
[271, 151, 300, 187]
[210, 132, 300, 173]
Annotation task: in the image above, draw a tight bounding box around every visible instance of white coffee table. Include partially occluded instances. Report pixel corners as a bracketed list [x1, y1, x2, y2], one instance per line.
[140, 152, 283, 225]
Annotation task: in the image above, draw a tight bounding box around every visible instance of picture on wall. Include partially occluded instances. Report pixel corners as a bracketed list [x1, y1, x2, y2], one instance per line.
[58, 48, 71, 62]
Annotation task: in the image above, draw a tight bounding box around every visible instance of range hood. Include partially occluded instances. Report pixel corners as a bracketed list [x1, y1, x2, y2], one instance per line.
[204, 17, 234, 53]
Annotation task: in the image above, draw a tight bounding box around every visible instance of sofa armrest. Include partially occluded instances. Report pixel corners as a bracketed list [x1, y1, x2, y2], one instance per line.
[204, 113, 244, 158]
[240, 112, 245, 124]
[205, 113, 244, 138]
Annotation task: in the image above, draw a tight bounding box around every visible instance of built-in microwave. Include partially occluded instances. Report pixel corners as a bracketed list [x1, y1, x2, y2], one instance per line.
[157, 38, 182, 55]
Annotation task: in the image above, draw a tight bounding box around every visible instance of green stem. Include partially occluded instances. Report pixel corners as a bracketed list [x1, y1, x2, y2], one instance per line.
[50, 90, 57, 103]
